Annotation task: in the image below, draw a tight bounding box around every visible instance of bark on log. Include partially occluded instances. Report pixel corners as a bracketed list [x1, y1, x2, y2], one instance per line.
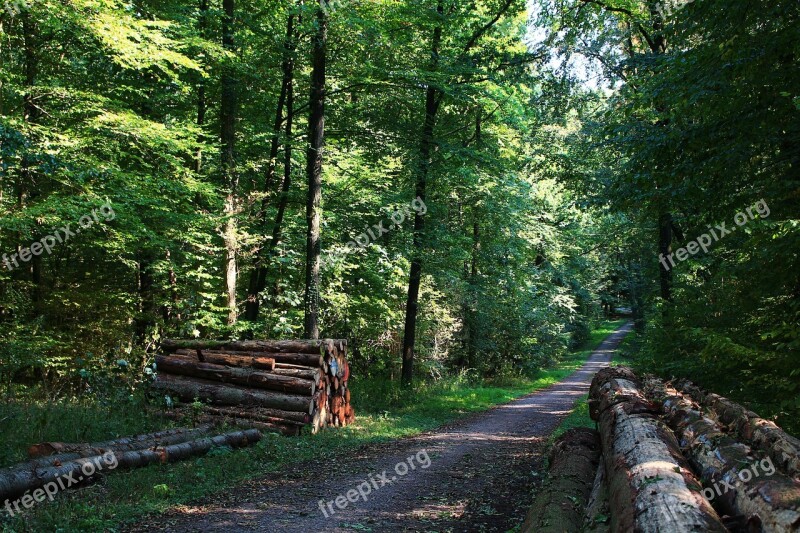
[174, 348, 320, 368]
[152, 373, 314, 413]
[156, 355, 315, 395]
[203, 406, 306, 427]
[26, 426, 212, 459]
[163, 338, 343, 356]
[645, 376, 800, 532]
[676, 379, 800, 479]
[520, 428, 601, 533]
[200, 405, 310, 424]
[172, 350, 276, 371]
[584, 460, 611, 532]
[590, 367, 727, 533]
[0, 429, 261, 502]
[270, 367, 320, 381]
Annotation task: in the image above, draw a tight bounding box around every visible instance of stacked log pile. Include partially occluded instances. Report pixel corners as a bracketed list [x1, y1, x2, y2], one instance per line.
[525, 367, 800, 533]
[153, 338, 353, 435]
[0, 427, 261, 503]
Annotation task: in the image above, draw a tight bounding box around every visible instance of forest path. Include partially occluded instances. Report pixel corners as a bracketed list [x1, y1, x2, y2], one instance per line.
[133, 322, 633, 533]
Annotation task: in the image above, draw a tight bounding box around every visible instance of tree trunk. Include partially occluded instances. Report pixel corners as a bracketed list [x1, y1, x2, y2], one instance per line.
[163, 338, 337, 356]
[658, 212, 673, 302]
[156, 355, 315, 395]
[675, 379, 800, 478]
[520, 428, 602, 533]
[221, 0, 238, 326]
[152, 373, 314, 413]
[203, 405, 309, 425]
[645, 376, 800, 531]
[26, 426, 212, 459]
[401, 0, 443, 387]
[589, 367, 727, 532]
[194, 0, 208, 174]
[0, 430, 261, 502]
[245, 9, 297, 322]
[303, 0, 328, 340]
[171, 349, 276, 370]
[22, 12, 43, 318]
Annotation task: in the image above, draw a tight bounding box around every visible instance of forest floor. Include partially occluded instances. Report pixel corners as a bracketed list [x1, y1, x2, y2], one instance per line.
[128, 322, 633, 533]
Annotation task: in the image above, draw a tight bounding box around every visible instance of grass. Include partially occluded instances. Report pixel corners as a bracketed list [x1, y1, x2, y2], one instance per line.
[0, 319, 629, 532]
[548, 317, 632, 443]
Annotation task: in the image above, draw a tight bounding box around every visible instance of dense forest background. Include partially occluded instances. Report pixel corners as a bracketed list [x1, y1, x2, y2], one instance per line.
[1, 0, 798, 429]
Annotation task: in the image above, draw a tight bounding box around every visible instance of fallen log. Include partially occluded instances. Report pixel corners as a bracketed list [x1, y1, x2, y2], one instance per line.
[584, 460, 611, 532]
[645, 376, 800, 532]
[675, 379, 800, 479]
[520, 428, 601, 533]
[590, 367, 727, 533]
[156, 355, 315, 396]
[26, 426, 212, 459]
[0, 429, 261, 503]
[152, 373, 314, 413]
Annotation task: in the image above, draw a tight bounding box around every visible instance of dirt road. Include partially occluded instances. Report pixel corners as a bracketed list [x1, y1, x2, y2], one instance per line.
[133, 322, 633, 532]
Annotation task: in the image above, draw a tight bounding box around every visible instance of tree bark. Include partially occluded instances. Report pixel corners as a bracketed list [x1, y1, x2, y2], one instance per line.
[589, 367, 727, 532]
[520, 428, 601, 533]
[152, 373, 314, 413]
[26, 426, 212, 459]
[645, 376, 800, 531]
[171, 349, 276, 370]
[0, 430, 261, 502]
[303, 0, 328, 340]
[156, 355, 315, 395]
[675, 379, 800, 478]
[401, 0, 443, 387]
[194, 0, 208, 174]
[164, 338, 338, 356]
[221, 0, 239, 326]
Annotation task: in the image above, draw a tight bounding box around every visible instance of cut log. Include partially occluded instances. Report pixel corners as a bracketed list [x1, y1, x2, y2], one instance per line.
[521, 428, 601, 533]
[172, 350, 275, 371]
[270, 367, 320, 381]
[200, 405, 310, 424]
[676, 379, 800, 479]
[26, 426, 213, 459]
[152, 373, 314, 413]
[156, 355, 315, 395]
[584, 460, 611, 532]
[163, 338, 343, 356]
[203, 406, 306, 427]
[174, 348, 320, 368]
[0, 429, 261, 502]
[590, 367, 727, 533]
[645, 376, 800, 532]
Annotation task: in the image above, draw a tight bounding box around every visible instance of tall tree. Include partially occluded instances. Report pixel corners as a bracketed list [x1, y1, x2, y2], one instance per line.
[303, 0, 328, 339]
[221, 0, 238, 326]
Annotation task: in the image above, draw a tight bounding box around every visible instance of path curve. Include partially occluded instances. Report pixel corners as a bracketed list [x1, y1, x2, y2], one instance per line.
[132, 322, 633, 532]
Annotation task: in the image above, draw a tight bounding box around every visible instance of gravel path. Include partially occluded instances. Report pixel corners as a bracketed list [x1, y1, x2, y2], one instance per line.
[132, 322, 633, 533]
